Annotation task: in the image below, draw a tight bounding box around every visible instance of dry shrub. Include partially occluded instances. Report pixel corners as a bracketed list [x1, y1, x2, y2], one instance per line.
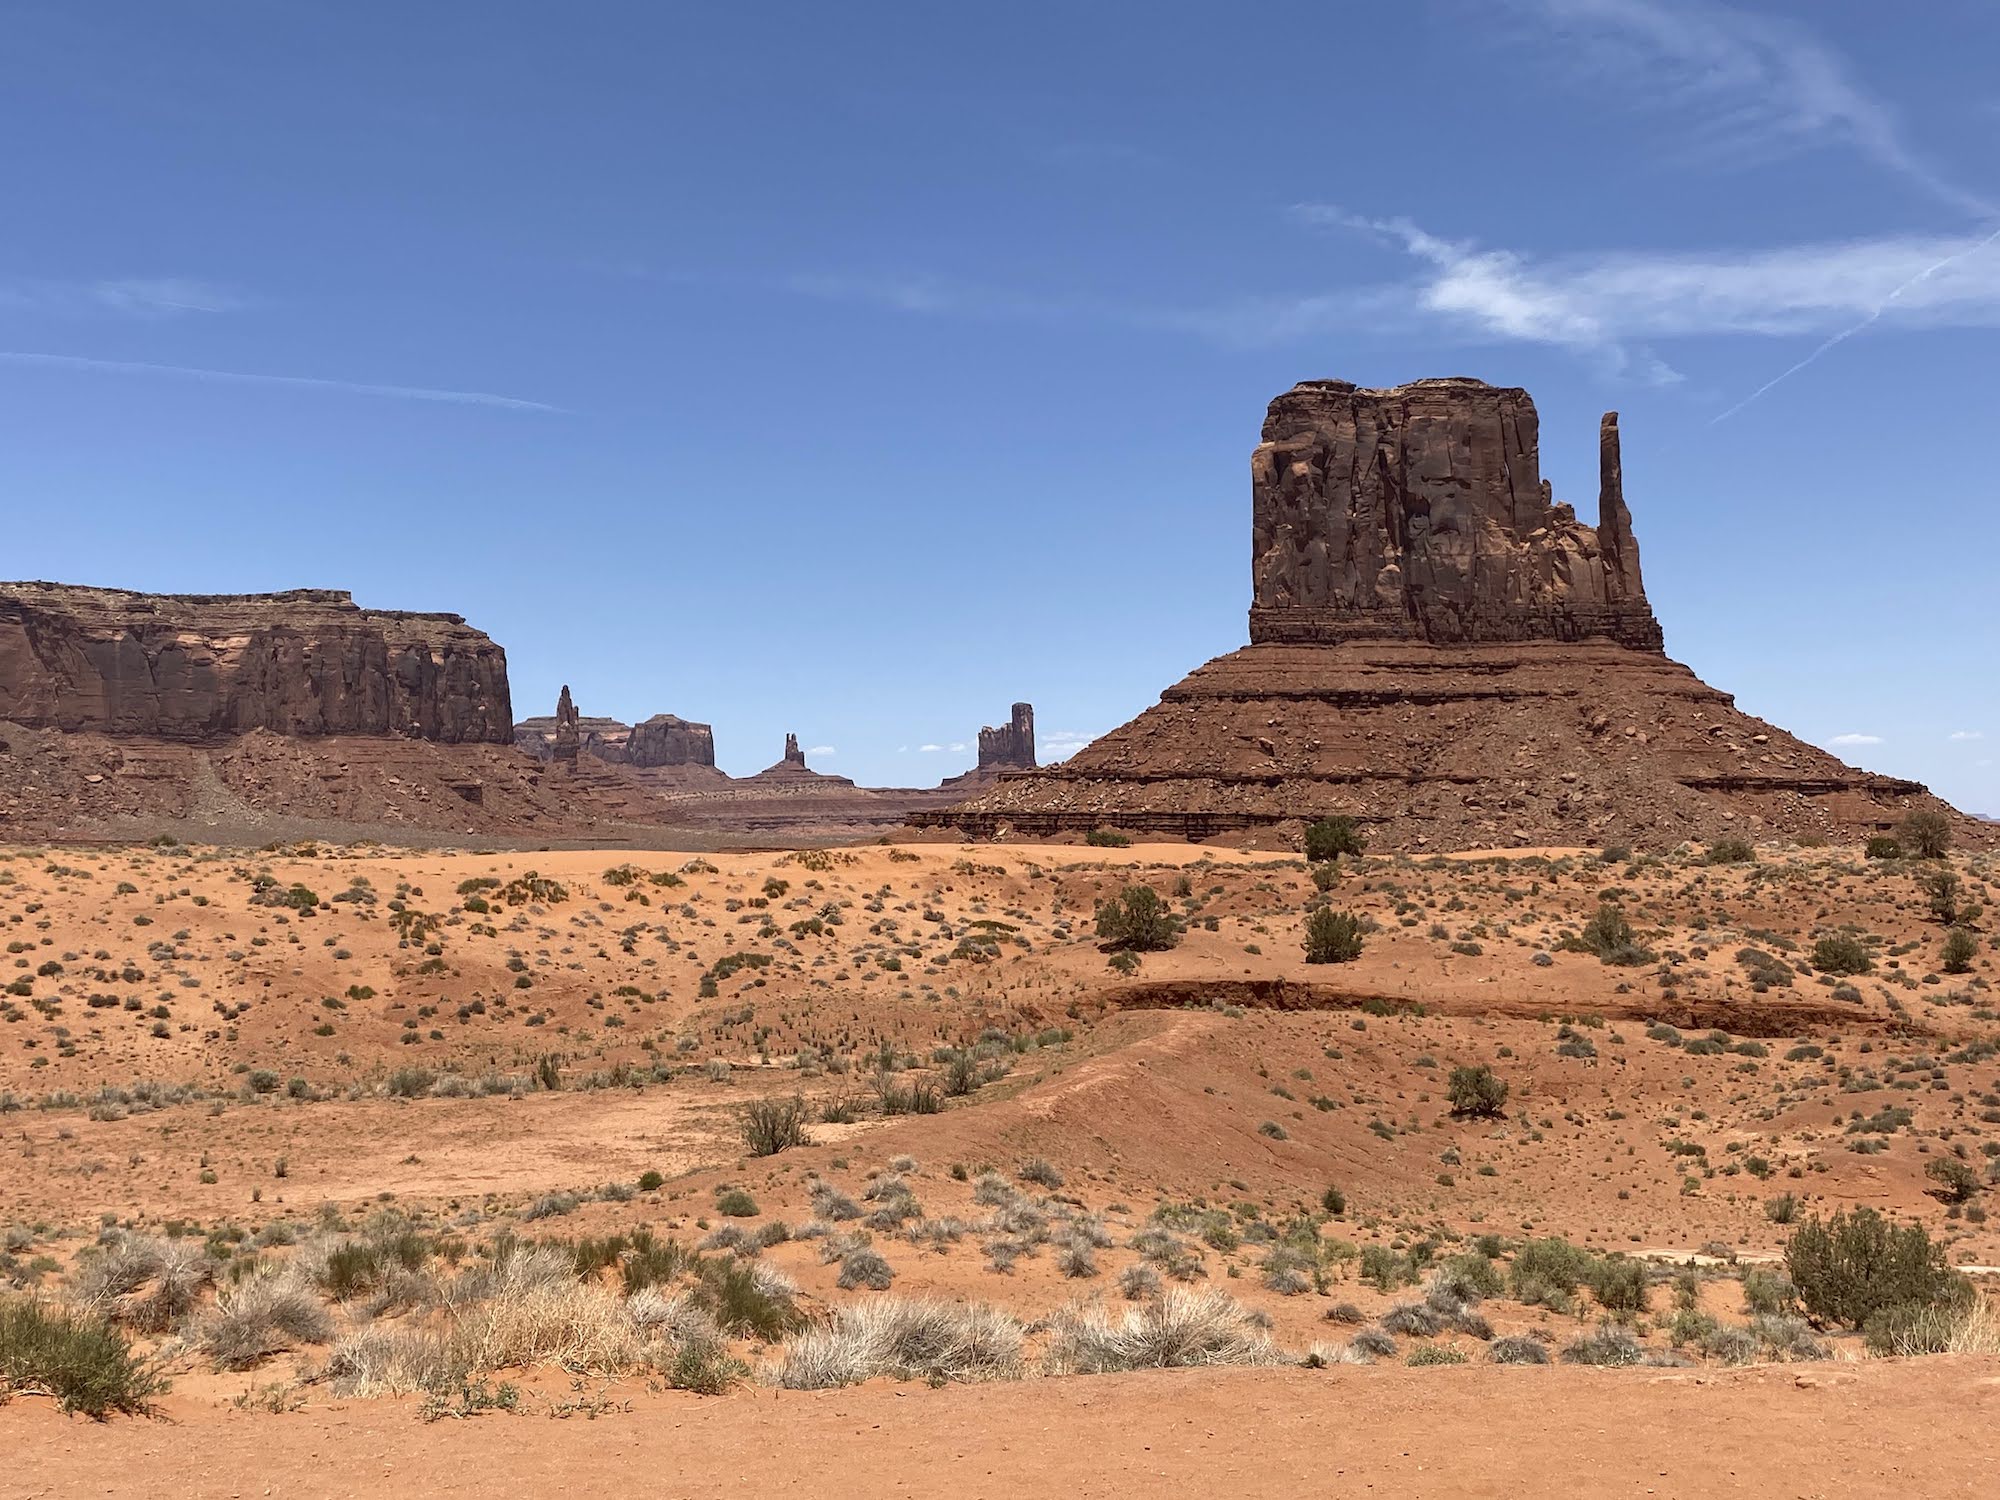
[773, 1298, 1023, 1390]
[324, 1326, 456, 1397]
[1043, 1288, 1280, 1374]
[449, 1275, 635, 1375]
[195, 1267, 332, 1371]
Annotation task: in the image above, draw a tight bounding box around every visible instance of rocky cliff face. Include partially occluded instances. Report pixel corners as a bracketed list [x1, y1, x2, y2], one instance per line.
[1248, 379, 1663, 650]
[0, 583, 513, 743]
[977, 703, 1037, 772]
[626, 713, 716, 769]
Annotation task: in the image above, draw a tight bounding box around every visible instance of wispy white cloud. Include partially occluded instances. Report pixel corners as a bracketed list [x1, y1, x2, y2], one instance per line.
[1951, 730, 1986, 742]
[1502, 0, 1994, 217]
[918, 743, 945, 753]
[1281, 208, 2000, 389]
[1830, 732, 1884, 747]
[807, 745, 835, 757]
[0, 351, 561, 411]
[0, 275, 244, 318]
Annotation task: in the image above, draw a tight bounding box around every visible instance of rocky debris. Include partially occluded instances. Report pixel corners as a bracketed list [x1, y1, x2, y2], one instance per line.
[979, 703, 1037, 771]
[551, 686, 581, 769]
[922, 378, 1966, 848]
[0, 581, 513, 742]
[1247, 379, 1663, 650]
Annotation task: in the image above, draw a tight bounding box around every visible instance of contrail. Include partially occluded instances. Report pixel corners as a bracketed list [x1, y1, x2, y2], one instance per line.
[0, 350, 562, 411]
[1712, 221, 2000, 423]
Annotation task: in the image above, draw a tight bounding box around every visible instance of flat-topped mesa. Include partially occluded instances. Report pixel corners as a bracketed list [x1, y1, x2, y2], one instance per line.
[1248, 379, 1664, 651]
[978, 703, 1037, 771]
[625, 713, 716, 769]
[0, 581, 513, 743]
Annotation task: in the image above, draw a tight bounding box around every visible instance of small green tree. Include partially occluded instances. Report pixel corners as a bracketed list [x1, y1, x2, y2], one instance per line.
[1303, 907, 1365, 964]
[1922, 870, 1979, 927]
[1094, 885, 1179, 953]
[1784, 1207, 1970, 1329]
[1864, 835, 1902, 860]
[1941, 926, 1978, 975]
[1900, 807, 1952, 859]
[1447, 1064, 1509, 1118]
[1304, 816, 1364, 864]
[1925, 1156, 1979, 1204]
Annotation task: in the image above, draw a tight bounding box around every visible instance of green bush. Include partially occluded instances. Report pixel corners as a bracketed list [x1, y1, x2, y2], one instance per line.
[714, 1187, 759, 1217]
[1574, 904, 1651, 966]
[692, 1258, 803, 1340]
[1304, 816, 1365, 864]
[1810, 934, 1873, 976]
[1941, 927, 1978, 975]
[1900, 808, 1951, 859]
[1864, 836, 1902, 860]
[741, 1096, 809, 1157]
[1510, 1237, 1593, 1306]
[0, 1298, 164, 1417]
[1303, 908, 1365, 964]
[1784, 1208, 1970, 1330]
[1446, 1064, 1508, 1119]
[1094, 886, 1179, 953]
[1084, 828, 1130, 848]
[1587, 1255, 1649, 1315]
[1706, 838, 1756, 865]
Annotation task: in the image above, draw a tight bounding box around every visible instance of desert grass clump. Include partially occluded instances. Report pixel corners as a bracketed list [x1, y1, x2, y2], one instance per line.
[1487, 1334, 1550, 1365]
[0, 1297, 164, 1417]
[774, 1298, 1024, 1389]
[69, 1231, 213, 1332]
[1044, 1288, 1279, 1374]
[1057, 1239, 1099, 1280]
[1261, 1247, 1314, 1296]
[448, 1262, 637, 1377]
[1562, 1323, 1644, 1367]
[692, 1258, 803, 1340]
[324, 1326, 455, 1397]
[1406, 1342, 1469, 1366]
[1118, 1263, 1162, 1301]
[836, 1247, 895, 1291]
[1347, 1326, 1396, 1361]
[809, 1181, 863, 1222]
[194, 1267, 332, 1370]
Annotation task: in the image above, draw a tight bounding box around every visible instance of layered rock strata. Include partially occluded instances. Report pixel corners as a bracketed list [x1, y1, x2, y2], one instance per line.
[0, 582, 512, 743]
[920, 379, 1948, 847]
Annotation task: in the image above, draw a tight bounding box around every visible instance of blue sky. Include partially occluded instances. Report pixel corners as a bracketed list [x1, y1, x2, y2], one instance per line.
[3, 1, 1995, 810]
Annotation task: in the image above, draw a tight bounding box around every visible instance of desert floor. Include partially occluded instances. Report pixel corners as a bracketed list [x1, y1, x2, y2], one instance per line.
[1, 834, 1994, 1495]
